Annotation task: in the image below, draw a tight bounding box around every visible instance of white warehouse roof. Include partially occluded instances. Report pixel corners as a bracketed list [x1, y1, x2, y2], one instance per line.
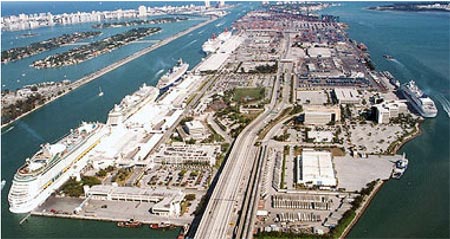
[297, 149, 337, 187]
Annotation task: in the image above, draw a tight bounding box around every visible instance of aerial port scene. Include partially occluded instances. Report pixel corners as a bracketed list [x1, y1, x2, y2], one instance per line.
[1, 1, 449, 239]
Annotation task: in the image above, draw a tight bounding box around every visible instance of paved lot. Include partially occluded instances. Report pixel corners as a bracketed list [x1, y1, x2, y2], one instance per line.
[34, 196, 194, 226]
[334, 155, 400, 192]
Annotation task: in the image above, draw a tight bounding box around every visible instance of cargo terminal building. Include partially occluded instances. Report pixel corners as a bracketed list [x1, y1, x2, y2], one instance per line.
[296, 149, 337, 188]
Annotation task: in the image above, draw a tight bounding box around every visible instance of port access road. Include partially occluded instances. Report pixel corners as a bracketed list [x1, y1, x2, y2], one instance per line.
[194, 34, 292, 239]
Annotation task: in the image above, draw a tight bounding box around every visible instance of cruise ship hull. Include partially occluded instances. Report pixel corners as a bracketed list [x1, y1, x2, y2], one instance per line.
[156, 63, 189, 90]
[8, 125, 105, 214]
[401, 89, 437, 118]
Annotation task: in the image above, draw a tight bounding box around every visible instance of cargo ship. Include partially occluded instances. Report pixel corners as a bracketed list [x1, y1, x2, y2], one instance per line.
[156, 59, 189, 90]
[107, 83, 159, 126]
[400, 80, 438, 118]
[8, 122, 106, 213]
[202, 29, 232, 54]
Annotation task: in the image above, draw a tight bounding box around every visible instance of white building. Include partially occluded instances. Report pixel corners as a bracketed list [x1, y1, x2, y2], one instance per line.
[334, 88, 360, 104]
[138, 5, 147, 17]
[303, 106, 340, 125]
[296, 149, 337, 188]
[375, 101, 408, 124]
[184, 120, 206, 138]
[85, 185, 184, 216]
[152, 143, 220, 166]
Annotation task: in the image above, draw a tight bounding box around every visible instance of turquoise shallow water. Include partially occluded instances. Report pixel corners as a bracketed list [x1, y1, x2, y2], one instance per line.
[1, 2, 449, 238]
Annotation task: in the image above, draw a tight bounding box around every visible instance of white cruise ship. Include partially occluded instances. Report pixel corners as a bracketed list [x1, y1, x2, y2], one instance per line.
[156, 59, 189, 90]
[202, 29, 232, 54]
[401, 80, 438, 118]
[8, 122, 106, 213]
[107, 83, 159, 126]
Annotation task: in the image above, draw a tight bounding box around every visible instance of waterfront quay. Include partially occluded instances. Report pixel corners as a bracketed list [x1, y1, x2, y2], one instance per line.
[22, 26, 239, 228]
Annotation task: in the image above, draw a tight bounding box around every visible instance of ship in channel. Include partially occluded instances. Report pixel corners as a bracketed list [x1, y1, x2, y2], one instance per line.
[156, 59, 189, 90]
[8, 84, 160, 214]
[401, 80, 438, 118]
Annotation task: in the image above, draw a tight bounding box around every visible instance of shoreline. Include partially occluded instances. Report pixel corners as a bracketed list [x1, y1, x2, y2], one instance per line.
[340, 180, 385, 239]
[1, 16, 217, 130]
[340, 121, 423, 238]
[30, 211, 187, 228]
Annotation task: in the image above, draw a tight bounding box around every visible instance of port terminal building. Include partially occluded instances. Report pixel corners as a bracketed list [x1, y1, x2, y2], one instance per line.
[85, 185, 184, 216]
[296, 149, 337, 188]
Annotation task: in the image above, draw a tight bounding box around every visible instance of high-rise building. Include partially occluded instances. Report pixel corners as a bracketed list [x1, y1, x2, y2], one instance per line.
[219, 0, 225, 7]
[138, 5, 147, 17]
[205, 0, 210, 8]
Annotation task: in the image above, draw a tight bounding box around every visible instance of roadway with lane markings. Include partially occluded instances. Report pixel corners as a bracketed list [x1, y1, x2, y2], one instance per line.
[194, 32, 292, 239]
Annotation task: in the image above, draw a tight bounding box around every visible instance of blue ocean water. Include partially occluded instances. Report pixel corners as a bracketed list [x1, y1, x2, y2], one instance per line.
[1, 2, 449, 238]
[321, 3, 449, 238]
[1, 2, 256, 238]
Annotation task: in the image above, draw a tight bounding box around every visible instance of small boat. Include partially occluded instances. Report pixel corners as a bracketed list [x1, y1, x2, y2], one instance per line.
[149, 221, 174, 230]
[1, 180, 6, 191]
[117, 219, 142, 228]
[392, 155, 408, 179]
[177, 223, 190, 239]
[98, 87, 104, 97]
[383, 54, 394, 60]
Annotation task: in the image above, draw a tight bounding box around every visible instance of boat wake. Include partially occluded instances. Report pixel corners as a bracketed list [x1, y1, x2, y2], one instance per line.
[155, 69, 164, 77]
[198, 29, 205, 34]
[435, 94, 450, 118]
[181, 39, 197, 49]
[17, 121, 45, 142]
[391, 59, 403, 65]
[215, 21, 226, 27]
[1, 126, 14, 135]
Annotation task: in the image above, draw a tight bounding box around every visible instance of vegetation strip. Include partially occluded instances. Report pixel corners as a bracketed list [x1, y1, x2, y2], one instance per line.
[32, 27, 161, 68]
[1, 31, 101, 63]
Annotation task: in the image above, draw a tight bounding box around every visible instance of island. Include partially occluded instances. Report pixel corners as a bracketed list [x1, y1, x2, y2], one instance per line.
[92, 16, 188, 29]
[5, 3, 434, 239]
[32, 27, 161, 69]
[369, 2, 450, 12]
[1, 31, 101, 64]
[1, 81, 72, 125]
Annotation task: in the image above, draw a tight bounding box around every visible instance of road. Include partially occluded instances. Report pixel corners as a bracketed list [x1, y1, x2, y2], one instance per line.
[194, 32, 292, 239]
[234, 31, 293, 239]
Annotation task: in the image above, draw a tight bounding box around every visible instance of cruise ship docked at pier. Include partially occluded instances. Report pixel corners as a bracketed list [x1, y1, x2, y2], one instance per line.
[107, 84, 159, 126]
[156, 59, 189, 90]
[401, 80, 438, 118]
[202, 29, 232, 54]
[8, 122, 106, 213]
